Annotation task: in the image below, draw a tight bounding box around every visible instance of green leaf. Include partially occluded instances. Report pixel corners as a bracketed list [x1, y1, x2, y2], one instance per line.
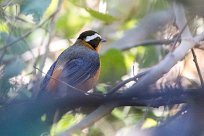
[0, 22, 9, 33]
[56, 13, 89, 38]
[95, 83, 108, 93]
[112, 108, 124, 120]
[0, 58, 25, 96]
[20, 0, 51, 22]
[50, 114, 77, 136]
[0, 32, 30, 55]
[99, 49, 127, 83]
[4, 58, 25, 78]
[88, 127, 104, 136]
[86, 8, 117, 23]
[136, 46, 159, 68]
[123, 49, 137, 70]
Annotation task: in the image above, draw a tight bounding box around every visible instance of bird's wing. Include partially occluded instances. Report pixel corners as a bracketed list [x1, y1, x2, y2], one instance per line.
[40, 61, 57, 91]
[60, 57, 100, 86]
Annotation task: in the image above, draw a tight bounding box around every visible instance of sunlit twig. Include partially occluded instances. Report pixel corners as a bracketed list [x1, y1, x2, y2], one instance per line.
[105, 69, 150, 95]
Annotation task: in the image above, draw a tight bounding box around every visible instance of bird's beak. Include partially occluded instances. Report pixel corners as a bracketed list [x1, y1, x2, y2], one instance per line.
[101, 38, 106, 42]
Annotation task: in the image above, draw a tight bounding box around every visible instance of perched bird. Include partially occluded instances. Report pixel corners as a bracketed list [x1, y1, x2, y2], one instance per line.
[40, 30, 106, 97]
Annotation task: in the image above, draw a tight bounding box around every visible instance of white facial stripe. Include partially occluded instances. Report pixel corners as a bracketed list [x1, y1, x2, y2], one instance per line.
[85, 33, 101, 42]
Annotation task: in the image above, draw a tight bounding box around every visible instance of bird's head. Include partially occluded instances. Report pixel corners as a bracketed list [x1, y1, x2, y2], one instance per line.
[77, 30, 106, 52]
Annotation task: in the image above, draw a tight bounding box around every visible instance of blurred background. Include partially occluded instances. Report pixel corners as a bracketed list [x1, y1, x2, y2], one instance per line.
[0, 0, 204, 135]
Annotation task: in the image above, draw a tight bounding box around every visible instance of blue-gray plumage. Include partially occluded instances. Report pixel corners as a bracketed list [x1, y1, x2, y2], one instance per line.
[40, 30, 105, 95]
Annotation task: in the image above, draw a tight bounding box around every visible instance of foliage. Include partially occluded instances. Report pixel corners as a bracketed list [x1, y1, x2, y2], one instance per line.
[99, 49, 127, 83]
[20, 0, 51, 22]
[0, 0, 203, 136]
[136, 46, 159, 68]
[86, 8, 117, 23]
[0, 0, 170, 135]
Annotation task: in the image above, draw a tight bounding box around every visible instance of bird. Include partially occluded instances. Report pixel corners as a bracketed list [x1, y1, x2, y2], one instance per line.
[39, 30, 106, 97]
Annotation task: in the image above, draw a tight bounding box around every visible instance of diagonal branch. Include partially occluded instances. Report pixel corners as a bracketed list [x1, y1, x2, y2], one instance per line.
[60, 103, 117, 136]
[33, 0, 64, 97]
[102, 8, 174, 53]
[105, 69, 150, 95]
[122, 39, 175, 51]
[191, 49, 204, 87]
[58, 3, 204, 135]
[123, 3, 204, 97]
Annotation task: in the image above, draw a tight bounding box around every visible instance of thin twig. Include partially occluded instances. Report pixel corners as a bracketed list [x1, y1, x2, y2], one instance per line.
[169, 20, 189, 52]
[34, 0, 64, 96]
[191, 49, 204, 87]
[5, 14, 36, 26]
[37, 0, 63, 78]
[0, 51, 6, 63]
[59, 4, 204, 135]
[33, 66, 81, 92]
[122, 39, 175, 51]
[117, 28, 185, 95]
[123, 3, 198, 98]
[102, 8, 174, 53]
[42, 1, 64, 121]
[59, 87, 204, 136]
[105, 69, 150, 95]
[60, 103, 118, 136]
[0, 6, 59, 52]
[32, 0, 64, 98]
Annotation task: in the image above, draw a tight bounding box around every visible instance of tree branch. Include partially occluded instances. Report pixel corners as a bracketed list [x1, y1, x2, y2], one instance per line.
[60, 103, 117, 136]
[58, 4, 204, 135]
[33, 0, 64, 97]
[191, 49, 204, 87]
[59, 86, 204, 136]
[122, 3, 204, 97]
[101, 8, 174, 53]
[122, 39, 175, 51]
[105, 69, 150, 95]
